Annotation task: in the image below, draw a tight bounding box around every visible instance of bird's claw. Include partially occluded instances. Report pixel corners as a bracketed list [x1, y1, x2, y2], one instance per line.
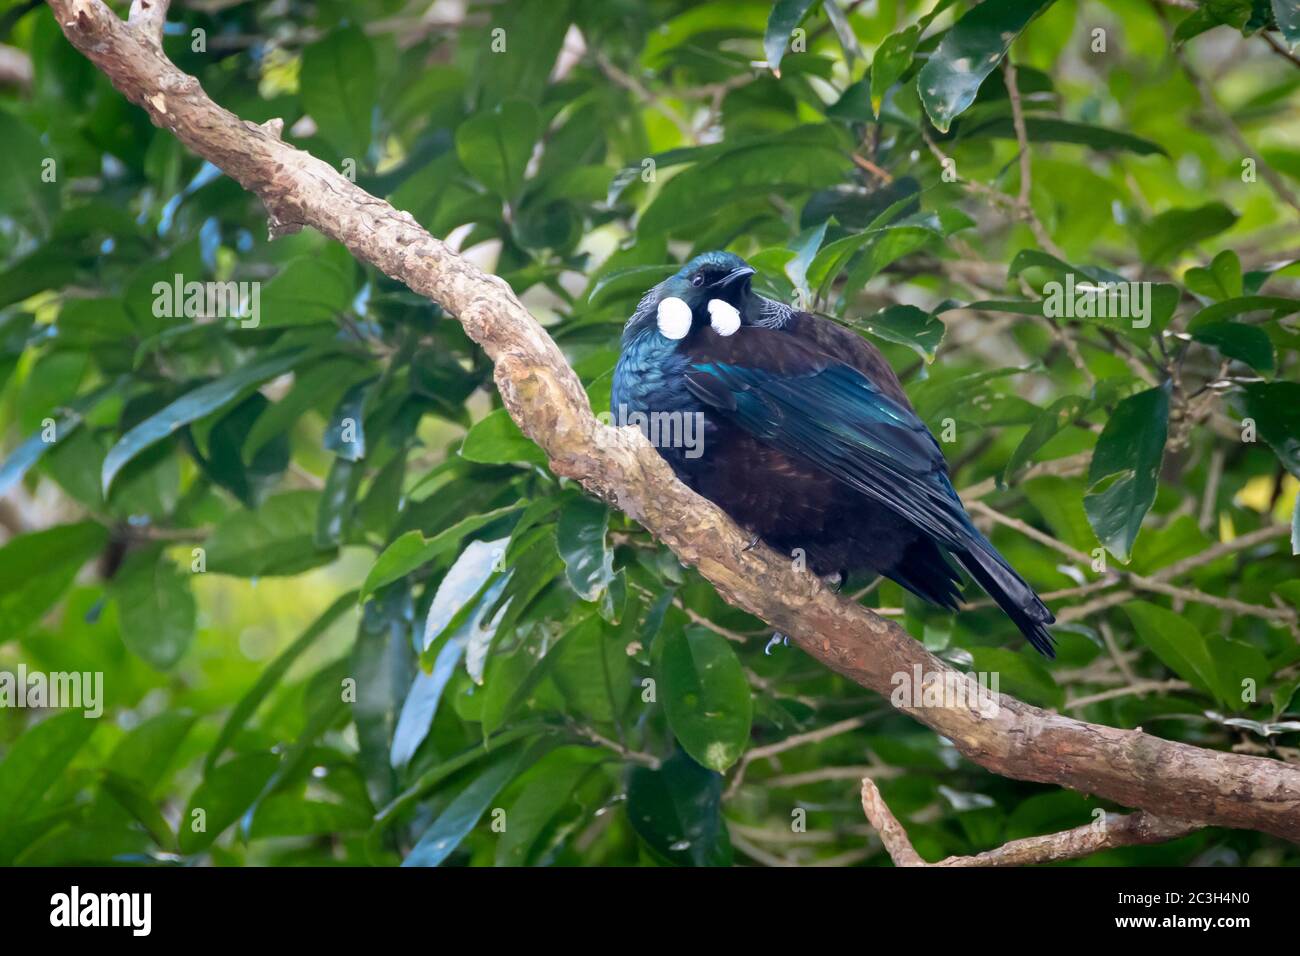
[742, 534, 760, 552]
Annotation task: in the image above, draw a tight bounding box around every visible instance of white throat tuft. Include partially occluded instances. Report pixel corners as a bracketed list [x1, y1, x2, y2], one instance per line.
[656, 296, 693, 340]
[708, 298, 741, 336]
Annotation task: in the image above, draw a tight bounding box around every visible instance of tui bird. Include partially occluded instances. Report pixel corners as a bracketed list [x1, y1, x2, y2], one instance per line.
[611, 250, 1056, 656]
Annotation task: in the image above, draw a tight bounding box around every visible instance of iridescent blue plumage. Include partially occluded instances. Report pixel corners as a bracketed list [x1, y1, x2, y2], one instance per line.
[612, 252, 1055, 656]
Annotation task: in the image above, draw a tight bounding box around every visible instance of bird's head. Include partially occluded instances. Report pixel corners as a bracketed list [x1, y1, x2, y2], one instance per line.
[665, 251, 756, 311]
[625, 251, 757, 343]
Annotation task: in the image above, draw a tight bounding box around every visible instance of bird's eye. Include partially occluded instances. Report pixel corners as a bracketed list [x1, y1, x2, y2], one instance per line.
[691, 273, 705, 287]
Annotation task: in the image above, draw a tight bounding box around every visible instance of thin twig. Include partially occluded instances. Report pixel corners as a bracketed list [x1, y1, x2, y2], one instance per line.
[861, 777, 1200, 866]
[1066, 679, 1192, 711]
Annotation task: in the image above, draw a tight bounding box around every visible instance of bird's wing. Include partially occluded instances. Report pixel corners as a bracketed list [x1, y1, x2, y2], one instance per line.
[683, 331, 974, 549]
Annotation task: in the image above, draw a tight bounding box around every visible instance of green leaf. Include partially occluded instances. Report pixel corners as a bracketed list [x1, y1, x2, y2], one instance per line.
[301, 26, 377, 159]
[1002, 381, 1121, 485]
[1274, 0, 1300, 48]
[1135, 202, 1238, 266]
[1084, 383, 1170, 562]
[179, 752, 280, 854]
[961, 117, 1166, 156]
[204, 490, 337, 576]
[1187, 295, 1300, 331]
[110, 546, 197, 670]
[969, 648, 1063, 709]
[361, 504, 524, 601]
[656, 626, 753, 772]
[854, 304, 945, 361]
[100, 773, 174, 850]
[108, 711, 197, 795]
[586, 264, 678, 306]
[102, 349, 305, 494]
[1192, 322, 1274, 372]
[764, 0, 821, 77]
[423, 538, 509, 653]
[1184, 250, 1243, 300]
[242, 358, 367, 462]
[402, 741, 539, 867]
[0, 711, 97, 829]
[259, 258, 355, 328]
[871, 24, 923, 117]
[314, 456, 363, 548]
[495, 747, 603, 865]
[1123, 602, 1219, 703]
[455, 100, 539, 200]
[389, 542, 510, 768]
[0, 109, 56, 232]
[1240, 381, 1300, 476]
[477, 0, 574, 105]
[626, 750, 732, 866]
[916, 0, 1055, 133]
[556, 496, 615, 602]
[460, 407, 548, 466]
[1293, 495, 1300, 557]
[0, 522, 106, 638]
[205, 591, 357, 773]
[638, 129, 848, 236]
[0, 383, 115, 497]
[1206, 636, 1271, 713]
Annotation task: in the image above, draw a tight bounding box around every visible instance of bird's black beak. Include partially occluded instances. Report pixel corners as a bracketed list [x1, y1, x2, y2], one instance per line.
[712, 266, 755, 305]
[714, 266, 755, 290]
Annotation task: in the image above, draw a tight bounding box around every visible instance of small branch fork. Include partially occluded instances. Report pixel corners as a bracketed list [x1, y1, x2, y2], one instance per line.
[861, 778, 1201, 866]
[127, 0, 167, 46]
[44, 0, 1300, 843]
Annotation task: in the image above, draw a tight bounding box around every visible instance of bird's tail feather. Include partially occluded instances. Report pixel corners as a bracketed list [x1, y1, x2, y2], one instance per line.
[954, 535, 1056, 658]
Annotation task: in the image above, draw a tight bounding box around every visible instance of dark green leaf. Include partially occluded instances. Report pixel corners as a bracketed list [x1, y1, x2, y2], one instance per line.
[301, 26, 377, 159]
[402, 741, 539, 867]
[626, 750, 732, 866]
[556, 496, 615, 602]
[102, 350, 305, 494]
[455, 100, 539, 200]
[917, 0, 1055, 132]
[111, 546, 197, 670]
[764, 0, 821, 77]
[1084, 383, 1170, 562]
[656, 626, 752, 772]
[1192, 322, 1275, 372]
[1135, 202, 1238, 266]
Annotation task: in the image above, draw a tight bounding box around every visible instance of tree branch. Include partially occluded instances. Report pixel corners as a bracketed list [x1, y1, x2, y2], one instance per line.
[46, 0, 1300, 843]
[126, 0, 167, 45]
[861, 778, 1202, 866]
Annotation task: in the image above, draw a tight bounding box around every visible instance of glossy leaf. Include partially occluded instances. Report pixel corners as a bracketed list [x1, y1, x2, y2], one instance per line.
[102, 349, 305, 494]
[626, 750, 732, 867]
[917, 0, 1055, 132]
[656, 626, 752, 772]
[556, 496, 615, 602]
[765, 0, 821, 77]
[1084, 384, 1170, 562]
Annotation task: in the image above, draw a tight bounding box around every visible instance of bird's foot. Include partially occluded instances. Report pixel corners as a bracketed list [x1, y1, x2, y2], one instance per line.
[741, 533, 761, 552]
[821, 571, 844, 593]
[764, 633, 790, 655]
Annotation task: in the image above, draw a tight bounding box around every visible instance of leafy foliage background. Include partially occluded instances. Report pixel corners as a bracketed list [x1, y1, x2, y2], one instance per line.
[0, 0, 1298, 866]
